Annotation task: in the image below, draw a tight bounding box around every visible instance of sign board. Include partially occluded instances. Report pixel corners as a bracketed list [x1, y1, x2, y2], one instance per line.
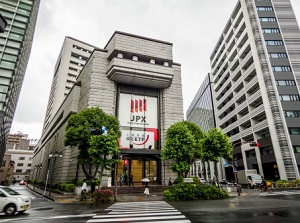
[224, 161, 228, 167]
[118, 93, 158, 128]
[183, 178, 194, 183]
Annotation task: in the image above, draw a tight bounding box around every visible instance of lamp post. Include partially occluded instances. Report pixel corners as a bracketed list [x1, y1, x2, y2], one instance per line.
[114, 154, 122, 201]
[48, 152, 63, 196]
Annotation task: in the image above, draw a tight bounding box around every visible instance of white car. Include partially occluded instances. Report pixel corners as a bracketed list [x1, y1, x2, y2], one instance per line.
[0, 186, 31, 215]
[199, 178, 207, 184]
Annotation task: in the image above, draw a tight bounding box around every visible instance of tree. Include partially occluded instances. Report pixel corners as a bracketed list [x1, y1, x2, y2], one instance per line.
[64, 107, 121, 181]
[162, 121, 204, 178]
[202, 128, 232, 185]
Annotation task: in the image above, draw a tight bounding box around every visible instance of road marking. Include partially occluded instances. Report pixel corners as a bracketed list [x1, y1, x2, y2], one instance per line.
[0, 214, 97, 222]
[259, 190, 300, 196]
[87, 201, 190, 223]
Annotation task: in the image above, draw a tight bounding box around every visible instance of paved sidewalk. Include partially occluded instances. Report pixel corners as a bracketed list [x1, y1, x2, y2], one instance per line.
[26, 184, 252, 203]
[27, 184, 80, 203]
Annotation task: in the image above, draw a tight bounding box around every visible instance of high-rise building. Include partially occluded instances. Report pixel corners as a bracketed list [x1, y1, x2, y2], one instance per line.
[0, 0, 41, 164]
[207, 0, 300, 180]
[42, 37, 97, 134]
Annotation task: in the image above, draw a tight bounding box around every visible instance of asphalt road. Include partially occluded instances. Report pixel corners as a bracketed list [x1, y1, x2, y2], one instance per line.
[170, 191, 300, 223]
[1, 185, 300, 223]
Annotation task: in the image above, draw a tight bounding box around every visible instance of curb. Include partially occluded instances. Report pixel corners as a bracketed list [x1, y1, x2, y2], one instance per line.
[27, 185, 56, 202]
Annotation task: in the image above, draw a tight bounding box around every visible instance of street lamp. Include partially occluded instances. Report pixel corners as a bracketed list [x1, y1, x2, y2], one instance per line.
[114, 154, 122, 201]
[48, 152, 63, 196]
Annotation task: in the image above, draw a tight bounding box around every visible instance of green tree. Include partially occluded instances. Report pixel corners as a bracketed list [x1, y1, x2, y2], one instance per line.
[202, 128, 232, 185]
[64, 107, 121, 181]
[162, 121, 203, 178]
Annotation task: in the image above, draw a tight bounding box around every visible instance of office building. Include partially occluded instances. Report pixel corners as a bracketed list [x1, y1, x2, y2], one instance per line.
[186, 74, 217, 181]
[42, 37, 97, 134]
[0, 0, 40, 164]
[207, 0, 300, 180]
[32, 31, 183, 186]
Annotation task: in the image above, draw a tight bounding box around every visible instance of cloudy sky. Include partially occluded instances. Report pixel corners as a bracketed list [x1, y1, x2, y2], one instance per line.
[10, 0, 300, 139]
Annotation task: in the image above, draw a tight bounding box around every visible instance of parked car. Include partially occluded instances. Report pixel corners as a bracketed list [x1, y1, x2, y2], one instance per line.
[0, 186, 31, 215]
[199, 178, 207, 184]
[19, 180, 25, 185]
[220, 179, 235, 186]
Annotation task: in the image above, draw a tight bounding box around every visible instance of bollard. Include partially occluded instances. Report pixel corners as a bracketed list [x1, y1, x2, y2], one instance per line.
[237, 184, 241, 196]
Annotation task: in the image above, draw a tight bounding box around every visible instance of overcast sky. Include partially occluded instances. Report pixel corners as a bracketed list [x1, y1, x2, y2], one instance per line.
[10, 0, 300, 139]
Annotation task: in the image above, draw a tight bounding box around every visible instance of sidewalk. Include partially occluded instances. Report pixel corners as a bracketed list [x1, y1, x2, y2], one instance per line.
[26, 184, 250, 203]
[27, 184, 80, 203]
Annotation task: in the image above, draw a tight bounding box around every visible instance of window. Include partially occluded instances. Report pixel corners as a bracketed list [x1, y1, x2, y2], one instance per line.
[272, 66, 292, 72]
[280, 95, 300, 101]
[17, 163, 24, 166]
[289, 128, 300, 135]
[16, 169, 22, 173]
[276, 80, 295, 86]
[27, 163, 31, 167]
[269, 53, 287, 58]
[294, 146, 300, 153]
[18, 157, 25, 160]
[256, 6, 273, 11]
[259, 17, 276, 22]
[262, 28, 280, 33]
[265, 40, 283, 45]
[284, 111, 300, 117]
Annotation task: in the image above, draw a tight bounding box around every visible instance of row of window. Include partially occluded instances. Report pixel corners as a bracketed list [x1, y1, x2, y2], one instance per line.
[272, 66, 292, 72]
[265, 40, 283, 46]
[279, 95, 300, 101]
[284, 111, 300, 118]
[262, 28, 280, 34]
[259, 17, 276, 22]
[15, 169, 31, 173]
[269, 53, 287, 58]
[276, 80, 295, 86]
[257, 6, 273, 11]
[18, 157, 32, 160]
[71, 53, 89, 61]
[289, 128, 300, 135]
[16, 163, 31, 167]
[73, 45, 91, 54]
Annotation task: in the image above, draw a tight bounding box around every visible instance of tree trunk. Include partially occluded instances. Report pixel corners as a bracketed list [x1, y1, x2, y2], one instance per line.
[214, 161, 220, 187]
[202, 161, 207, 181]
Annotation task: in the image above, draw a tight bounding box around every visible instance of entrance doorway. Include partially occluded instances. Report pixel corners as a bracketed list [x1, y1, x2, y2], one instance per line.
[117, 159, 158, 185]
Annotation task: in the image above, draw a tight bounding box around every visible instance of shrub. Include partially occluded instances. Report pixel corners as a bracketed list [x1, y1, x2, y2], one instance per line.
[163, 183, 229, 201]
[93, 189, 113, 203]
[65, 184, 75, 192]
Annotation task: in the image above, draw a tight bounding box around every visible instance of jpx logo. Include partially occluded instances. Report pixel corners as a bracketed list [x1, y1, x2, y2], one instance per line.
[130, 99, 147, 123]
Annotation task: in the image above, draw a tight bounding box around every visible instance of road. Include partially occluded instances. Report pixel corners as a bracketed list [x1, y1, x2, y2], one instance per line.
[0, 186, 300, 223]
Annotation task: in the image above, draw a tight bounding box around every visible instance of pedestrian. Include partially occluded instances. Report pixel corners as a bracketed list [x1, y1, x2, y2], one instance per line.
[144, 182, 150, 197]
[91, 180, 96, 193]
[168, 178, 173, 186]
[260, 177, 267, 192]
[80, 180, 87, 201]
[119, 174, 123, 186]
[129, 173, 134, 186]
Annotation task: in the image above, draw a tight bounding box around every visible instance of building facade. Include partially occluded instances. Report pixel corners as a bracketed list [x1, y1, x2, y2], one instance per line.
[0, 0, 40, 164]
[32, 31, 183, 186]
[42, 37, 97, 135]
[5, 132, 34, 182]
[186, 73, 217, 181]
[208, 0, 300, 180]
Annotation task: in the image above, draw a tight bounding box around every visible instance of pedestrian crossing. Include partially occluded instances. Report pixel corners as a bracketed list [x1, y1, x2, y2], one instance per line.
[259, 190, 300, 197]
[86, 201, 191, 222]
